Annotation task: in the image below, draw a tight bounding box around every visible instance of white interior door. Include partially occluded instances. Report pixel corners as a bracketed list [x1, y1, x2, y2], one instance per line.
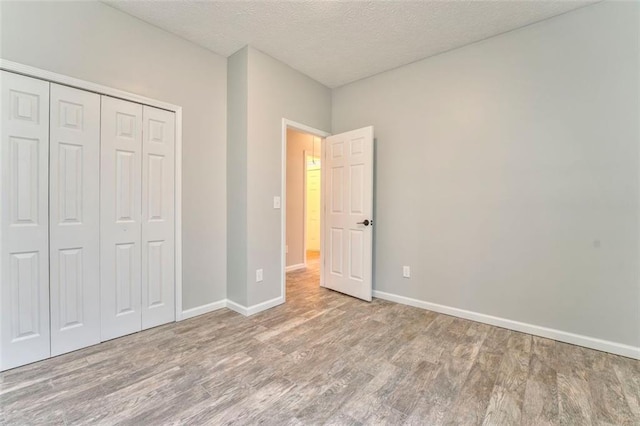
[306, 155, 321, 252]
[0, 71, 51, 370]
[322, 126, 374, 301]
[100, 96, 143, 341]
[141, 106, 175, 329]
[49, 84, 101, 356]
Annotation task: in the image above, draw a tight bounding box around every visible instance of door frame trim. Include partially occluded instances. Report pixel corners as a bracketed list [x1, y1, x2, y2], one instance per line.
[0, 59, 185, 322]
[281, 119, 330, 303]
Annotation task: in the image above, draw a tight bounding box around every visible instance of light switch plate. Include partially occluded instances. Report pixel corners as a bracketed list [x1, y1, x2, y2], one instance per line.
[402, 266, 411, 278]
[273, 196, 281, 209]
[256, 269, 263, 282]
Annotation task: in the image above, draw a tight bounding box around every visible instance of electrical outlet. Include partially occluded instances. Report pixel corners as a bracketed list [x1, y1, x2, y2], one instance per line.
[402, 266, 411, 278]
[286, 245, 289, 254]
[273, 196, 281, 209]
[256, 269, 263, 282]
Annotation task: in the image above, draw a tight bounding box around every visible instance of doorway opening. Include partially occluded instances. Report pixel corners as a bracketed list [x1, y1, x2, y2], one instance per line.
[281, 120, 330, 302]
[281, 120, 374, 304]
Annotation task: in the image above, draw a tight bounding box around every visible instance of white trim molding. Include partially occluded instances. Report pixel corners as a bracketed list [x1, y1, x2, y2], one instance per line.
[246, 296, 285, 316]
[174, 108, 183, 320]
[0, 59, 185, 324]
[183, 297, 285, 320]
[286, 263, 306, 272]
[227, 296, 285, 317]
[225, 300, 249, 316]
[181, 300, 227, 320]
[373, 290, 640, 360]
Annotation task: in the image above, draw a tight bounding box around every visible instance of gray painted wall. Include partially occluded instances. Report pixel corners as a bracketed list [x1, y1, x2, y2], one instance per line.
[246, 47, 331, 306]
[286, 129, 317, 267]
[227, 47, 249, 306]
[0, 1, 228, 310]
[332, 1, 640, 347]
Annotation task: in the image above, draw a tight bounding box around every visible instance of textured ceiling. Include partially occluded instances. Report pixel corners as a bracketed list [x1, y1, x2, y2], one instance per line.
[105, 0, 596, 88]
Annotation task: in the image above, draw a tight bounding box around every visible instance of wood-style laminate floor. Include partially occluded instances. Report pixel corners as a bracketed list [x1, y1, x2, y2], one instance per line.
[1, 252, 639, 425]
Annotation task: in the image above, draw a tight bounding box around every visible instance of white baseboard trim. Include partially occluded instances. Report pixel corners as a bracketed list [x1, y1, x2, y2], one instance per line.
[181, 299, 227, 320]
[226, 296, 285, 317]
[247, 296, 285, 316]
[373, 290, 640, 360]
[286, 263, 306, 272]
[225, 299, 249, 316]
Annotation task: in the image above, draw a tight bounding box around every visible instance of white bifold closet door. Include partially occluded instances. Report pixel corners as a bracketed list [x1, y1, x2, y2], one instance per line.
[100, 96, 143, 341]
[1, 71, 177, 369]
[100, 97, 175, 341]
[0, 71, 51, 370]
[49, 84, 101, 356]
[141, 106, 175, 329]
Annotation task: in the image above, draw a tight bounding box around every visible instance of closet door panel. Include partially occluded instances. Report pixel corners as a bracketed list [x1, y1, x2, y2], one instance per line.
[100, 96, 143, 341]
[49, 84, 101, 356]
[141, 106, 175, 329]
[0, 71, 50, 371]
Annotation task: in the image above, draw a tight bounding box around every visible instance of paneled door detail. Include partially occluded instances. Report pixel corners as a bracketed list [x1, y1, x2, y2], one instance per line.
[141, 106, 175, 329]
[0, 71, 51, 370]
[322, 126, 374, 301]
[49, 84, 101, 356]
[100, 96, 143, 341]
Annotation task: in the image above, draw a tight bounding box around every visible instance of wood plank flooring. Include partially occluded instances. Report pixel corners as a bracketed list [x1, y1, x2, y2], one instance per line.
[1, 253, 638, 425]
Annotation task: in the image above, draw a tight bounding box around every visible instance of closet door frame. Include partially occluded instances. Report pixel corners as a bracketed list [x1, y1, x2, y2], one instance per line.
[0, 59, 184, 322]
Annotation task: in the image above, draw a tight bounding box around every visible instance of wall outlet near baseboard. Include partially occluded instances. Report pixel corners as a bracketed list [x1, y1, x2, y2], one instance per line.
[402, 266, 411, 278]
[256, 269, 263, 282]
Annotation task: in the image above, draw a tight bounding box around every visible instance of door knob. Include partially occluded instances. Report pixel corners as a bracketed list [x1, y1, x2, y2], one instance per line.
[357, 219, 371, 226]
